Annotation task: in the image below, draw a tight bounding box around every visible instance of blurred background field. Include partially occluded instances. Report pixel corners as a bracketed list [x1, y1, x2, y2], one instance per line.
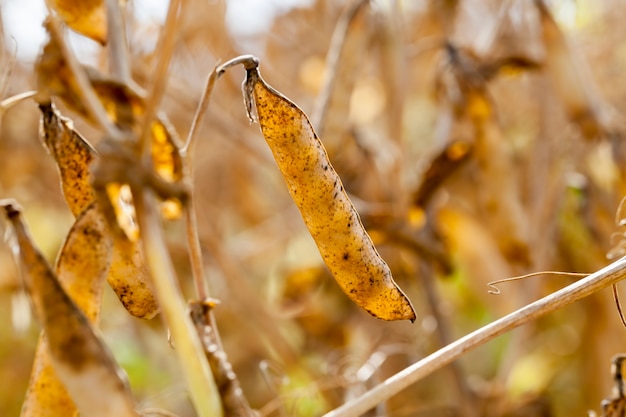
[2, 0, 626, 416]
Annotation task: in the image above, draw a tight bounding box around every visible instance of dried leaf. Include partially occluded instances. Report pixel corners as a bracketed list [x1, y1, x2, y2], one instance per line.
[2, 200, 138, 417]
[39, 102, 96, 217]
[413, 140, 473, 208]
[244, 66, 415, 322]
[46, 0, 107, 44]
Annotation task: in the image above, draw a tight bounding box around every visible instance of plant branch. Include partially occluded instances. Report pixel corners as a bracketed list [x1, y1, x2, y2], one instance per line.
[106, 0, 131, 83]
[323, 256, 626, 417]
[182, 63, 223, 155]
[0, 91, 37, 117]
[139, 0, 181, 158]
[311, 0, 369, 132]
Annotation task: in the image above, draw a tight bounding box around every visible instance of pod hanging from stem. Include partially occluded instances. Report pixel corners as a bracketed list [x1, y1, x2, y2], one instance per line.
[219, 55, 415, 322]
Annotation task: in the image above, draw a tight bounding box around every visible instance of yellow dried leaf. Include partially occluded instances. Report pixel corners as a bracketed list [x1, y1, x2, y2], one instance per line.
[39, 103, 96, 217]
[2, 201, 138, 417]
[245, 66, 415, 322]
[413, 140, 472, 208]
[46, 0, 107, 44]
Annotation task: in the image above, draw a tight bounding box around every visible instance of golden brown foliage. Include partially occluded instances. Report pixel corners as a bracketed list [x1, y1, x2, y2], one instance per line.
[3, 1, 626, 417]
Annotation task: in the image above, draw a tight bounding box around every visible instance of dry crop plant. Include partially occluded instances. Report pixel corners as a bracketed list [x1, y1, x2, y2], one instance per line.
[5, 0, 626, 416]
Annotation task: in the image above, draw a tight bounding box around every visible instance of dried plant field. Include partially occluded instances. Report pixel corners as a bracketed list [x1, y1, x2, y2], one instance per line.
[2, 1, 626, 416]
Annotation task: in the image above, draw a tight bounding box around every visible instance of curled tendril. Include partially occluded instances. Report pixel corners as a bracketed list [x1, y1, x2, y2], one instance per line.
[487, 271, 590, 295]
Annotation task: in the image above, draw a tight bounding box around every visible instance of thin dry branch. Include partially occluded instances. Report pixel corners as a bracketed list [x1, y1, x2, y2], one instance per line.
[323, 256, 626, 417]
[182, 64, 220, 155]
[106, 0, 131, 83]
[139, 0, 182, 157]
[311, 0, 369, 132]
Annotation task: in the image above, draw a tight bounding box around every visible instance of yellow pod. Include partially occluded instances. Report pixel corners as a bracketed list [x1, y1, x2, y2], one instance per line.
[246, 67, 415, 321]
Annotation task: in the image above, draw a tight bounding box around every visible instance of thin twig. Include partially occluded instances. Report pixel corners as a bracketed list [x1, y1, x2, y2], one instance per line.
[45, 15, 120, 139]
[139, 0, 182, 158]
[182, 55, 259, 415]
[106, 0, 131, 83]
[322, 256, 626, 417]
[311, 0, 369, 132]
[487, 271, 590, 295]
[0, 91, 37, 117]
[182, 64, 221, 155]
[140, 408, 181, 417]
[612, 284, 626, 329]
[185, 201, 210, 300]
[190, 301, 257, 417]
[181, 54, 263, 154]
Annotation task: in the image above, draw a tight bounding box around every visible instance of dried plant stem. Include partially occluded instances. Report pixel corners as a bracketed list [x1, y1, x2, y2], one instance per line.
[323, 256, 626, 417]
[139, 0, 181, 158]
[106, 0, 131, 83]
[133, 188, 223, 417]
[182, 63, 221, 155]
[311, 0, 369, 132]
[45, 15, 120, 139]
[0, 91, 36, 116]
[185, 201, 210, 300]
[182, 64, 222, 298]
[190, 302, 256, 417]
[182, 56, 259, 416]
[181, 55, 259, 155]
[140, 408, 181, 417]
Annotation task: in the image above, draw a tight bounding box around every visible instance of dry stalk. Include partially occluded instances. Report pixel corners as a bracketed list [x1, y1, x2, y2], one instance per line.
[182, 59, 259, 416]
[138, 0, 181, 158]
[183, 64, 221, 155]
[323, 256, 626, 417]
[311, 0, 369, 132]
[133, 187, 223, 417]
[182, 63, 220, 300]
[106, 0, 131, 83]
[189, 301, 257, 417]
[0, 91, 37, 117]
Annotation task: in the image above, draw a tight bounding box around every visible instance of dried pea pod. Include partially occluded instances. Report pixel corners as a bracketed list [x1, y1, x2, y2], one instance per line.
[243, 64, 415, 321]
[2, 201, 138, 417]
[38, 103, 159, 319]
